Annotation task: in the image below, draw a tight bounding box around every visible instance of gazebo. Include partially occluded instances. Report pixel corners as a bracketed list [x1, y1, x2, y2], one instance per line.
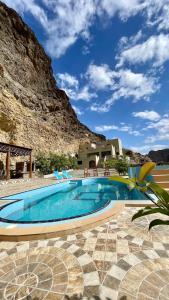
[0, 142, 33, 180]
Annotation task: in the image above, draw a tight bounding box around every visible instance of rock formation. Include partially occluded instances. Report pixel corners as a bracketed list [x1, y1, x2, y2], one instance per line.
[124, 149, 151, 164]
[0, 1, 105, 155]
[148, 149, 169, 163]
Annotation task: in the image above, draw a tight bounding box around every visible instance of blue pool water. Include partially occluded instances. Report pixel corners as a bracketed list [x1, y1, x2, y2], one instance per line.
[0, 178, 150, 223]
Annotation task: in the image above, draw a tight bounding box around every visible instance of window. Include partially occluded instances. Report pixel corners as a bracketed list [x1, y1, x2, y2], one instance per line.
[101, 151, 111, 158]
[87, 152, 99, 157]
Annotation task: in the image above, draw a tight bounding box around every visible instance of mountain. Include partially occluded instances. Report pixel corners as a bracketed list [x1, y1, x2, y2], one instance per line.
[148, 149, 169, 163]
[0, 1, 105, 155]
[123, 149, 151, 164]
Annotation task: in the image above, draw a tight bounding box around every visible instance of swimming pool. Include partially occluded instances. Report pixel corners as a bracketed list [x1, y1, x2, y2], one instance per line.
[0, 178, 150, 224]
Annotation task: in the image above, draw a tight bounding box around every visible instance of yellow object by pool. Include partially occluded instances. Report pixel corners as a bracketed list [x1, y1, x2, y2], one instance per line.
[138, 162, 156, 182]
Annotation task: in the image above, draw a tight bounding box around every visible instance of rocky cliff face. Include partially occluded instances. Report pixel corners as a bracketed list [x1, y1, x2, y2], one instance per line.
[0, 1, 105, 155]
[148, 149, 169, 163]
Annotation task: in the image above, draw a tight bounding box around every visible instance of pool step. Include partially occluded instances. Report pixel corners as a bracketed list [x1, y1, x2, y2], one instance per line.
[151, 169, 169, 193]
[153, 175, 169, 182]
[155, 182, 169, 189]
[152, 169, 169, 175]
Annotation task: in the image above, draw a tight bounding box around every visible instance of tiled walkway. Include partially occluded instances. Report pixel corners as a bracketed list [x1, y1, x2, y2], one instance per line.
[0, 178, 56, 198]
[1, 207, 169, 299]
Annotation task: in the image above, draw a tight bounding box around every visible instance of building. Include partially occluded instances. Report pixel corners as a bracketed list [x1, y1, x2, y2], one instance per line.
[77, 138, 123, 169]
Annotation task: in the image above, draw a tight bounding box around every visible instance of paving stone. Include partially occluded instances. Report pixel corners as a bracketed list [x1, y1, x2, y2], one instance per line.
[83, 285, 100, 297]
[160, 284, 169, 297]
[109, 265, 126, 280]
[146, 272, 166, 288]
[2, 206, 169, 299]
[100, 286, 118, 300]
[139, 280, 160, 298]
[83, 271, 100, 286]
[104, 275, 120, 290]
[44, 292, 63, 300]
[156, 250, 169, 257]
[116, 259, 131, 271]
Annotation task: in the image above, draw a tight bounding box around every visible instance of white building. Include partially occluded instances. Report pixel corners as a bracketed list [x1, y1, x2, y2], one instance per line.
[77, 138, 123, 169]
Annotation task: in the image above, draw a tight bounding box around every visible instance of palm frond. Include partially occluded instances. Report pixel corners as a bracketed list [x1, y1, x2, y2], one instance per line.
[149, 219, 169, 230]
[132, 207, 169, 221]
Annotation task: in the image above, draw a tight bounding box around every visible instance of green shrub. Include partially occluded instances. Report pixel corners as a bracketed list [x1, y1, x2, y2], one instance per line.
[35, 152, 51, 175]
[67, 156, 78, 169]
[114, 159, 129, 175]
[35, 152, 78, 175]
[104, 158, 117, 168]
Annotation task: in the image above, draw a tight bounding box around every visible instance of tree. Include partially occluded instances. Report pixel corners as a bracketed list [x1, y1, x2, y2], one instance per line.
[35, 152, 78, 175]
[35, 152, 51, 175]
[67, 156, 78, 169]
[104, 158, 117, 169]
[114, 159, 129, 175]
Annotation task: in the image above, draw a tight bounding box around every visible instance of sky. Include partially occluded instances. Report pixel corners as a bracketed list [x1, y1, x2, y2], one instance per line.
[2, 0, 169, 154]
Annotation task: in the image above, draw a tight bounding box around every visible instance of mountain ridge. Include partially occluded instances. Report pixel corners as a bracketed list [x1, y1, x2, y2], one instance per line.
[148, 148, 169, 163]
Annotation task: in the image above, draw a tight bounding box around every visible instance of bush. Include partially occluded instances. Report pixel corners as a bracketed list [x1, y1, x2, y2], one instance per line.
[104, 158, 117, 169]
[35, 152, 78, 175]
[114, 159, 129, 175]
[35, 152, 51, 175]
[67, 156, 78, 169]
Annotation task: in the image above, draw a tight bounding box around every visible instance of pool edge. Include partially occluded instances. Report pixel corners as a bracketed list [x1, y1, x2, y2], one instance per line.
[0, 201, 155, 242]
[0, 202, 124, 241]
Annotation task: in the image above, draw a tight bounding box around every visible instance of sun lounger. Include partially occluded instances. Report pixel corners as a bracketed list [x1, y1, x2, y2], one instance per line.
[104, 168, 110, 176]
[62, 170, 72, 179]
[84, 168, 90, 178]
[53, 171, 63, 180]
[93, 169, 98, 176]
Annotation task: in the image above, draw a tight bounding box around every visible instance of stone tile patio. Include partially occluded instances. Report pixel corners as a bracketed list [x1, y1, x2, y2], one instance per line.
[0, 178, 56, 198]
[1, 207, 169, 299]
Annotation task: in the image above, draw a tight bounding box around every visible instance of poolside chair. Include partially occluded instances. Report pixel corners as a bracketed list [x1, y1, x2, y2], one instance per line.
[53, 171, 63, 180]
[93, 168, 98, 177]
[104, 168, 110, 176]
[62, 170, 72, 179]
[84, 168, 90, 178]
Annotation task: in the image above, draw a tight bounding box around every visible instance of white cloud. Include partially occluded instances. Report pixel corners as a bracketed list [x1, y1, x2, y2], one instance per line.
[113, 70, 158, 101]
[95, 124, 141, 136]
[2, 0, 48, 28]
[57, 73, 79, 99]
[90, 103, 110, 113]
[97, 0, 146, 20]
[43, 0, 96, 58]
[95, 125, 118, 131]
[133, 110, 161, 121]
[57, 73, 79, 90]
[75, 85, 97, 101]
[145, 117, 169, 143]
[90, 68, 159, 112]
[117, 34, 169, 67]
[145, 0, 169, 31]
[3, 0, 96, 58]
[1, 0, 152, 58]
[86, 64, 115, 90]
[72, 105, 83, 115]
[131, 144, 168, 154]
[57, 72, 97, 101]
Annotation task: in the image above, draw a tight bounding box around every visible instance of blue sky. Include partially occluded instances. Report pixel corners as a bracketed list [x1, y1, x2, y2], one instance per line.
[3, 0, 169, 153]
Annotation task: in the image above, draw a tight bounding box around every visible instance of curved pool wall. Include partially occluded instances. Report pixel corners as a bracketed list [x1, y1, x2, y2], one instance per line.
[0, 177, 150, 225]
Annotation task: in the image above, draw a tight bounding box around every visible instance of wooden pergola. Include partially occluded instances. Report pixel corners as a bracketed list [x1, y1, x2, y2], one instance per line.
[0, 142, 33, 180]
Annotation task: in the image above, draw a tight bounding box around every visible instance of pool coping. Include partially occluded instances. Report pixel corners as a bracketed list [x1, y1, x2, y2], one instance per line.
[0, 177, 154, 241]
[0, 201, 155, 242]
